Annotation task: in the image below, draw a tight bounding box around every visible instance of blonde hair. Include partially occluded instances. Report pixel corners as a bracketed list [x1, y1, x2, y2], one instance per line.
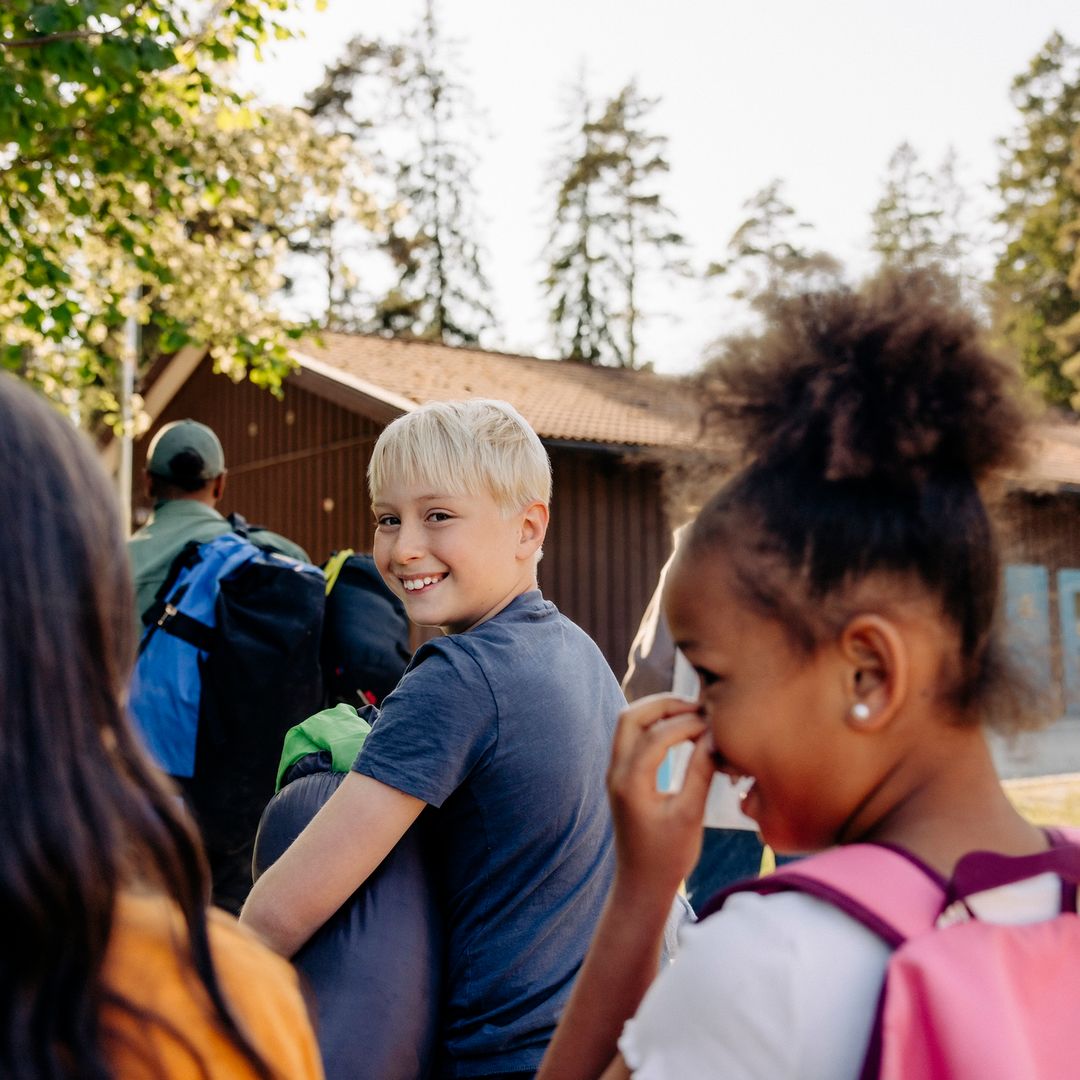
[368, 399, 552, 514]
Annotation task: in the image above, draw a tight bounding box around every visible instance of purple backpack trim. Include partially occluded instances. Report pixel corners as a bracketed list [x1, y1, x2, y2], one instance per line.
[696, 841, 949, 946]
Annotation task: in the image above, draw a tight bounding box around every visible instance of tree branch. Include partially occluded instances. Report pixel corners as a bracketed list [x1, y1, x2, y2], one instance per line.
[1, 27, 116, 48]
[0, 2, 159, 51]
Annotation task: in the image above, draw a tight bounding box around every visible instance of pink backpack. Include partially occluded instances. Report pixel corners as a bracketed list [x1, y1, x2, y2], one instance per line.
[701, 828, 1080, 1079]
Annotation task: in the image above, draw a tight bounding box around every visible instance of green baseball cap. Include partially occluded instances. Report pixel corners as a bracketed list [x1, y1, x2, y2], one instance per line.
[146, 419, 225, 485]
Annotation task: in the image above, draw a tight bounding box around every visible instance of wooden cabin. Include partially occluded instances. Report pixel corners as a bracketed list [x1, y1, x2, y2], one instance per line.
[129, 336, 1080, 775]
[130, 335, 706, 676]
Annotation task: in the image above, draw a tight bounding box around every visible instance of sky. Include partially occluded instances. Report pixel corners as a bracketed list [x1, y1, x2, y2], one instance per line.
[240, 0, 1080, 375]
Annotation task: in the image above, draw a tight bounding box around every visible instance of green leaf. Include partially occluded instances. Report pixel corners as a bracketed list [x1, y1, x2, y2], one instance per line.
[29, 4, 64, 35]
[158, 328, 190, 353]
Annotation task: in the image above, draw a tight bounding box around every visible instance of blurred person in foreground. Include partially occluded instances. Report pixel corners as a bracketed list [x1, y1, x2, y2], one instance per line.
[0, 373, 323, 1079]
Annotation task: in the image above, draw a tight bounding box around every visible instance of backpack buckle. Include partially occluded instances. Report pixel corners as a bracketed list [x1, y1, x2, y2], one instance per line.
[157, 603, 178, 628]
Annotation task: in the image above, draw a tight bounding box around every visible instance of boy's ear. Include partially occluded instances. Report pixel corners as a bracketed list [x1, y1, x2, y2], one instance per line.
[516, 501, 549, 560]
[838, 614, 909, 733]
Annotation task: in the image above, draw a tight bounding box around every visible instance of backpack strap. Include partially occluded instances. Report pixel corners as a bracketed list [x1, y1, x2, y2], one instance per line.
[700, 844, 947, 946]
[137, 532, 254, 656]
[323, 548, 355, 596]
[138, 602, 216, 655]
[946, 828, 1080, 913]
[140, 539, 203, 630]
[226, 511, 250, 538]
[705, 831, 1080, 943]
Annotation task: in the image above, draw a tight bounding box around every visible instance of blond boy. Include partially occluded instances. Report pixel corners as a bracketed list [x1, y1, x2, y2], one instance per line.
[243, 400, 623, 1078]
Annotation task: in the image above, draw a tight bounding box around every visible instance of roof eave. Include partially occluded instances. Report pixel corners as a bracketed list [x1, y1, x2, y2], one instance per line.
[291, 350, 417, 425]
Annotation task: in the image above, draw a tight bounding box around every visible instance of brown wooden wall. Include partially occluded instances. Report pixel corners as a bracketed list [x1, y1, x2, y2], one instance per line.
[543, 446, 671, 676]
[999, 491, 1080, 577]
[135, 360, 673, 677]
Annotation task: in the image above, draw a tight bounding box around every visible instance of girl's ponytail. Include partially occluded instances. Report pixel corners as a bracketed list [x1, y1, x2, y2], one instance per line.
[690, 269, 1035, 730]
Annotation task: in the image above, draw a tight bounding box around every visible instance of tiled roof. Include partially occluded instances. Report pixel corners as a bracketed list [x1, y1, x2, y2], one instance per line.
[294, 333, 1080, 488]
[296, 334, 704, 450]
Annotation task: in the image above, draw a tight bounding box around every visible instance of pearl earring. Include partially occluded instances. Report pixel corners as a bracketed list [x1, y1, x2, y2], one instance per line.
[850, 702, 871, 722]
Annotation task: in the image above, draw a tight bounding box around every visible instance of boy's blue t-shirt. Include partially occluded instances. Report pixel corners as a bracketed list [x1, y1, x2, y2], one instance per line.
[352, 590, 622, 1077]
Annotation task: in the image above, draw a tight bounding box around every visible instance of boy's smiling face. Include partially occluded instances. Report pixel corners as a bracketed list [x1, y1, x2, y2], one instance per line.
[372, 480, 548, 635]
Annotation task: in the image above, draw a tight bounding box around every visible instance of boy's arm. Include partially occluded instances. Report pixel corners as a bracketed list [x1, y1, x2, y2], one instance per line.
[239, 770, 425, 957]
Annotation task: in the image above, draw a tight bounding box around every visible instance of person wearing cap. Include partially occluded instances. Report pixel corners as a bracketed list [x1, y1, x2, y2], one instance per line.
[129, 419, 309, 633]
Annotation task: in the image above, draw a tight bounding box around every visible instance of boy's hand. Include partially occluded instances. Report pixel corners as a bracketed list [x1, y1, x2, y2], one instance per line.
[606, 693, 714, 904]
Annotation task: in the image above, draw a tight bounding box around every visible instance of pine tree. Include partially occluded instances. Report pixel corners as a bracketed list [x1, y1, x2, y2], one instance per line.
[869, 142, 982, 300]
[542, 76, 621, 364]
[297, 36, 398, 331]
[587, 81, 687, 368]
[992, 32, 1080, 408]
[373, 0, 495, 345]
[1054, 129, 1080, 393]
[870, 142, 943, 269]
[708, 180, 843, 316]
[934, 147, 986, 308]
[295, 2, 494, 345]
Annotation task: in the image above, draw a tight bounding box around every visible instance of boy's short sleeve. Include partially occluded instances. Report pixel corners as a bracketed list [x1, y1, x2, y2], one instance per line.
[351, 640, 497, 807]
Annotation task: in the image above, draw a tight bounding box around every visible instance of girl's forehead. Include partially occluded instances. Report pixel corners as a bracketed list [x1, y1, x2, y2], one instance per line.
[664, 550, 738, 628]
[668, 542, 733, 589]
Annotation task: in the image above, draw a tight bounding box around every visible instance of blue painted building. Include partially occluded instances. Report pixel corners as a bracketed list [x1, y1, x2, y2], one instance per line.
[996, 425, 1080, 774]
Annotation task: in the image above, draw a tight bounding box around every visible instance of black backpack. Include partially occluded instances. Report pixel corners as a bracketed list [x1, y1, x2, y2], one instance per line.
[321, 550, 412, 707]
[131, 514, 326, 914]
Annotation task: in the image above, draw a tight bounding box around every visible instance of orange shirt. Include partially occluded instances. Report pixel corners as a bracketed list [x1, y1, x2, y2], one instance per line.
[101, 892, 323, 1079]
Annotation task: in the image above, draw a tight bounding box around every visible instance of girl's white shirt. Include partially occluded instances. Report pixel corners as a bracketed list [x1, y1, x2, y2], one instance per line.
[619, 871, 1064, 1079]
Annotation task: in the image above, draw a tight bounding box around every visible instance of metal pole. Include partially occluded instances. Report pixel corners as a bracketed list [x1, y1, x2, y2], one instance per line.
[118, 290, 139, 537]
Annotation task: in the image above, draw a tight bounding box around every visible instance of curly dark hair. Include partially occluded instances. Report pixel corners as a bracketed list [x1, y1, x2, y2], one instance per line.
[687, 269, 1036, 731]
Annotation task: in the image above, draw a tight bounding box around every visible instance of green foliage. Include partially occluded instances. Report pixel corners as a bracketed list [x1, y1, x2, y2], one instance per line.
[0, 0, 349, 427]
[1052, 106, 1080, 396]
[992, 31, 1080, 409]
[544, 78, 686, 368]
[588, 81, 687, 369]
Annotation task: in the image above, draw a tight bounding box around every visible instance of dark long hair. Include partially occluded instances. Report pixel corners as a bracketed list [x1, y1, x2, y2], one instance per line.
[0, 374, 273, 1078]
[690, 270, 1034, 731]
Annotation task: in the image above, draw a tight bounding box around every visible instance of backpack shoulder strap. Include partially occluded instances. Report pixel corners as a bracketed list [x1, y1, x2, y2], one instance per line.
[137, 532, 257, 655]
[226, 511, 250, 537]
[139, 538, 204, 629]
[704, 844, 947, 946]
[946, 828, 1080, 910]
[323, 548, 356, 595]
[1047, 825, 1080, 846]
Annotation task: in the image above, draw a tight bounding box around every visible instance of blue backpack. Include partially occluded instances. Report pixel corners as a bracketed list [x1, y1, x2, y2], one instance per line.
[129, 519, 325, 912]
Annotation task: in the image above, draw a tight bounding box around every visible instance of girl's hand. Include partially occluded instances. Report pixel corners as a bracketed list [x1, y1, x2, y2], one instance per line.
[607, 693, 715, 902]
[537, 695, 714, 1080]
